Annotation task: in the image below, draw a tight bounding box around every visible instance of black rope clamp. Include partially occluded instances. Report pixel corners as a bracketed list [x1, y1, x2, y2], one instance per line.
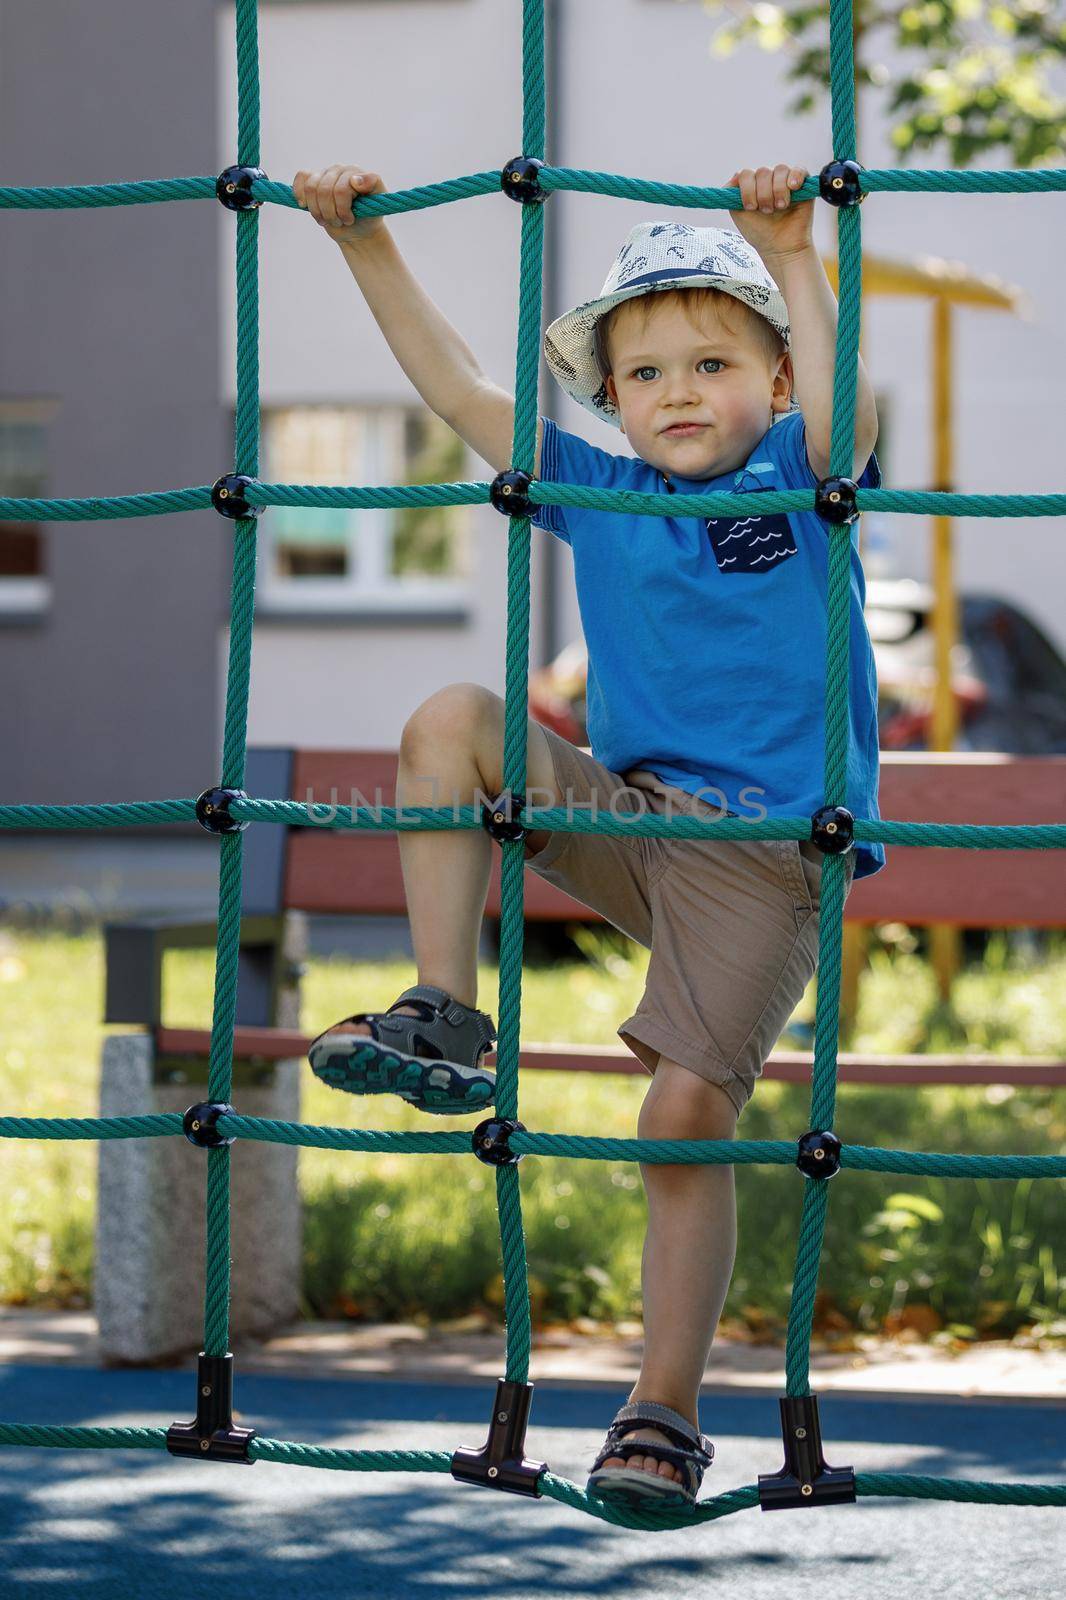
[451, 1378, 547, 1496]
[818, 159, 866, 207]
[489, 469, 533, 520]
[500, 156, 547, 205]
[472, 1116, 526, 1167]
[810, 805, 854, 854]
[183, 1102, 237, 1148]
[195, 787, 250, 834]
[796, 1130, 842, 1180]
[758, 1394, 855, 1510]
[166, 1352, 257, 1463]
[211, 474, 263, 521]
[216, 165, 267, 210]
[481, 789, 527, 843]
[814, 477, 859, 525]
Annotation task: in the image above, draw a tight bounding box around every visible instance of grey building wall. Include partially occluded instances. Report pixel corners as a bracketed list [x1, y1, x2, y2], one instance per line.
[227, 0, 565, 751]
[1, 0, 229, 810]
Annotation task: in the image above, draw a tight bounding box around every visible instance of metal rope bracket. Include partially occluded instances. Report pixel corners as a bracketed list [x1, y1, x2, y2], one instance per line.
[810, 805, 855, 853]
[481, 788, 528, 843]
[759, 1394, 856, 1510]
[451, 1379, 547, 1497]
[195, 786, 250, 833]
[210, 475, 263, 520]
[182, 1102, 237, 1149]
[166, 1352, 257, 1464]
[216, 164, 267, 210]
[500, 156, 547, 205]
[818, 159, 866, 207]
[489, 470, 534, 520]
[473, 1117, 527, 1167]
[814, 477, 860, 525]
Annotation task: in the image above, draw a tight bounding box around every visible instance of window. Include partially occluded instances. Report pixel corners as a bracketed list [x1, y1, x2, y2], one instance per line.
[0, 405, 53, 615]
[256, 403, 472, 614]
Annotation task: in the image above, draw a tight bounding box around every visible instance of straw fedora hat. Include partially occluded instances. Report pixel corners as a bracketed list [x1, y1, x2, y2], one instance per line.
[543, 220, 797, 430]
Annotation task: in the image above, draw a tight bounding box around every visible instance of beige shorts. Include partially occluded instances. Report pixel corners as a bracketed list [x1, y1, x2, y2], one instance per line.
[522, 727, 856, 1118]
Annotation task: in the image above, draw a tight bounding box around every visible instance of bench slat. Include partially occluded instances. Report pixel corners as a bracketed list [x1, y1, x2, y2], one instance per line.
[283, 750, 1066, 926]
[286, 832, 600, 920]
[153, 1027, 1066, 1087]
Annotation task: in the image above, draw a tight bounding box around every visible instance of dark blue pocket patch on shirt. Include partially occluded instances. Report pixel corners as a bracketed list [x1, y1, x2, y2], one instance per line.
[705, 512, 797, 574]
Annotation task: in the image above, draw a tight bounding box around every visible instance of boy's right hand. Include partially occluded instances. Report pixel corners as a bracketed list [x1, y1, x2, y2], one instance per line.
[292, 164, 388, 245]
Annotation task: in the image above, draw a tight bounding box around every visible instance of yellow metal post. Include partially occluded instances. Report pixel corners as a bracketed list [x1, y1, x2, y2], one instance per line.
[929, 293, 963, 1000]
[816, 253, 1025, 1039]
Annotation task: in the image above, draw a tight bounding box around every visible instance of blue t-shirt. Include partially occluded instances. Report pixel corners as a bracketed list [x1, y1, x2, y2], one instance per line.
[529, 409, 886, 881]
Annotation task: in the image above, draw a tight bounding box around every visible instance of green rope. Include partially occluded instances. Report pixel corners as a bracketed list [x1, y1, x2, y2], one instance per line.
[787, 0, 858, 1404]
[0, 0, 1063, 1530]
[3, 798, 1066, 852]
[2, 1115, 1064, 1182]
[3, 163, 1065, 217]
[0, 1423, 1060, 1526]
[2, 482, 1066, 524]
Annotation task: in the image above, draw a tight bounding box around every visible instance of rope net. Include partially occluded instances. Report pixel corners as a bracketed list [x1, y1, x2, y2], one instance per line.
[1, 0, 1064, 1531]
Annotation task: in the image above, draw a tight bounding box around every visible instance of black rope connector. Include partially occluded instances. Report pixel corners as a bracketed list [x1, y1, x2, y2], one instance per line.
[166, 1352, 257, 1463]
[195, 787, 250, 834]
[183, 1102, 237, 1149]
[817, 159, 866, 208]
[500, 157, 547, 205]
[814, 477, 859, 525]
[481, 789, 527, 843]
[472, 1116, 526, 1167]
[809, 806, 851, 857]
[810, 805, 854, 854]
[451, 1378, 547, 1496]
[489, 469, 533, 520]
[211, 474, 263, 521]
[758, 1394, 855, 1510]
[796, 1130, 842, 1179]
[216, 165, 267, 210]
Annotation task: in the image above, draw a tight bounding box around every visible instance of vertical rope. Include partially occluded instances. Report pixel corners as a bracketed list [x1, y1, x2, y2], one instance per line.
[202, 0, 263, 1359]
[493, 0, 549, 1390]
[784, 0, 862, 1397]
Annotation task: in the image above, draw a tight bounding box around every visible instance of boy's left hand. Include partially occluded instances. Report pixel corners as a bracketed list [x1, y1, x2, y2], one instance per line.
[727, 165, 812, 262]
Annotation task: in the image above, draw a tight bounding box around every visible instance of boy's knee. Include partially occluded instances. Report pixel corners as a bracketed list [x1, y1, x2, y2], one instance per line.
[401, 683, 502, 751]
[638, 1060, 738, 1143]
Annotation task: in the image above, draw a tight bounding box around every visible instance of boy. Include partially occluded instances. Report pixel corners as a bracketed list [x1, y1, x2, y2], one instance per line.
[295, 160, 885, 1510]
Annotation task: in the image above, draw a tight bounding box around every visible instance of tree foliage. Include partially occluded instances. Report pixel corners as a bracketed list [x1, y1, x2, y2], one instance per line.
[692, 0, 1066, 165]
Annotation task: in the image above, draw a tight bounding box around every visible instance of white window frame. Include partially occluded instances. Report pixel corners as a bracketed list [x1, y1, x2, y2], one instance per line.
[0, 401, 56, 617]
[255, 402, 472, 617]
[0, 577, 50, 611]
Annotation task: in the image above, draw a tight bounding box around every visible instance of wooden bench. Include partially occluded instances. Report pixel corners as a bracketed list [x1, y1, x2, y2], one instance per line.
[103, 748, 1066, 1089]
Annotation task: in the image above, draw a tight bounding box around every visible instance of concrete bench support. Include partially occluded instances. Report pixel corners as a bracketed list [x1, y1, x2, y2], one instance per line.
[95, 1033, 302, 1365]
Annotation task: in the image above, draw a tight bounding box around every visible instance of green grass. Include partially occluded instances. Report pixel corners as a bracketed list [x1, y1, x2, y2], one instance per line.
[2, 914, 1064, 1349]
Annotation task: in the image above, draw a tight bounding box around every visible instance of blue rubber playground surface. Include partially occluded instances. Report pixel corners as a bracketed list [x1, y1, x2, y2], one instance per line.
[0, 1363, 1062, 1599]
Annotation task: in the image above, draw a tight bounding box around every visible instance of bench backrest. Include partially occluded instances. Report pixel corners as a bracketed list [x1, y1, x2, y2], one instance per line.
[245, 748, 1066, 928]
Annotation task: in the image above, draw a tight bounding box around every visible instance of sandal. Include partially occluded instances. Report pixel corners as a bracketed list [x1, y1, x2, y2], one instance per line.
[307, 982, 498, 1116]
[586, 1401, 715, 1510]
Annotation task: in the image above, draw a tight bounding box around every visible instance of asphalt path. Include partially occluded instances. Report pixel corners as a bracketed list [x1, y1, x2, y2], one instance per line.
[0, 1365, 1062, 1599]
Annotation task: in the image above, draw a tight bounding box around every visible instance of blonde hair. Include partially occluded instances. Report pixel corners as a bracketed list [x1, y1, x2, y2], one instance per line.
[592, 285, 786, 385]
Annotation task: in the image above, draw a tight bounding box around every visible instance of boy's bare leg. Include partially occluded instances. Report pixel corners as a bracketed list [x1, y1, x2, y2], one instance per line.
[320, 686, 736, 1486]
[316, 682, 561, 1033]
[599, 1062, 739, 1484]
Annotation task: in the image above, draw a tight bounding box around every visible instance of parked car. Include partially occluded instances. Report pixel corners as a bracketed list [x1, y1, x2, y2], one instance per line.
[528, 579, 1066, 754]
[866, 579, 1066, 752]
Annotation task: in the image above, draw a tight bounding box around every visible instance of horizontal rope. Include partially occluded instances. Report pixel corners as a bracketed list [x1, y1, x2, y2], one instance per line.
[0, 1426, 1059, 1521]
[1, 481, 1063, 523]
[2, 162, 1063, 216]
[2, 798, 1064, 851]
[3, 1114, 1062, 1179]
